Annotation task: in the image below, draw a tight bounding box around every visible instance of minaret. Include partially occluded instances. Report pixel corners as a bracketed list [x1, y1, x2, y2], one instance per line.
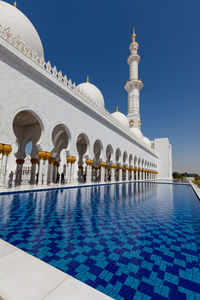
[125, 28, 143, 130]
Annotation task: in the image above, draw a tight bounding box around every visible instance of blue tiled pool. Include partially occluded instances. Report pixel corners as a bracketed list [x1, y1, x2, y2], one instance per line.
[0, 183, 200, 299]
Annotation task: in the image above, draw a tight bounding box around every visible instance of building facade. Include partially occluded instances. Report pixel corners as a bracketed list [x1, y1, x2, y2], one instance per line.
[0, 1, 172, 188]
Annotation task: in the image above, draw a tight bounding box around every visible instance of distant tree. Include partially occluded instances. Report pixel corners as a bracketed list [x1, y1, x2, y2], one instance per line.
[173, 172, 183, 180]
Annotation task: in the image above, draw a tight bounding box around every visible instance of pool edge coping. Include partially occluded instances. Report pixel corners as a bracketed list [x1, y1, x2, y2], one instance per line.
[0, 239, 113, 300]
[190, 181, 200, 200]
[0, 180, 190, 195]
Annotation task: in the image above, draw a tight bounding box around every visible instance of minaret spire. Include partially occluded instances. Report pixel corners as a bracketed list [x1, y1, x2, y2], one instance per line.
[14, 1, 17, 7]
[125, 28, 143, 130]
[132, 27, 136, 41]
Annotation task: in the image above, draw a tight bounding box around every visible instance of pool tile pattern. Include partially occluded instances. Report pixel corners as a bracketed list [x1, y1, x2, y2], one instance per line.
[0, 183, 200, 299]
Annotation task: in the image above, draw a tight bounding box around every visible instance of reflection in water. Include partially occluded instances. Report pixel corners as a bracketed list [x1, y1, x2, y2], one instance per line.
[0, 183, 199, 300]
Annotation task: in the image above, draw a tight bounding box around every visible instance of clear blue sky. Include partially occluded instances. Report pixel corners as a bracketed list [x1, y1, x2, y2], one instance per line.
[8, 0, 200, 173]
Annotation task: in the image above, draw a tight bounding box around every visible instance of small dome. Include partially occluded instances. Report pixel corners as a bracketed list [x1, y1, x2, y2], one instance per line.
[111, 111, 129, 128]
[77, 81, 105, 108]
[0, 1, 44, 57]
[130, 127, 143, 139]
[143, 136, 151, 147]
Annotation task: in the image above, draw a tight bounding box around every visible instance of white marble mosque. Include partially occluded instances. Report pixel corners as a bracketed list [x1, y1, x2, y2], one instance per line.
[0, 1, 172, 189]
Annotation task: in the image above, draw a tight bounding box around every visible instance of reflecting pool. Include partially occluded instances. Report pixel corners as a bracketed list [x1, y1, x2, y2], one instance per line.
[0, 183, 200, 299]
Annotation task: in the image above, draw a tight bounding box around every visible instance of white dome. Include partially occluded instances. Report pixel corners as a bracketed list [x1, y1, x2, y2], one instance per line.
[0, 1, 44, 57]
[77, 82, 105, 108]
[143, 136, 151, 147]
[130, 127, 143, 139]
[111, 111, 129, 128]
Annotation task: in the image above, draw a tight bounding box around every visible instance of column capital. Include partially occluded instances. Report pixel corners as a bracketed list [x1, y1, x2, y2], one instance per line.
[49, 157, 55, 164]
[67, 156, 76, 164]
[0, 144, 4, 154]
[110, 163, 116, 169]
[38, 151, 46, 160]
[118, 165, 123, 170]
[1, 144, 12, 156]
[45, 152, 51, 160]
[16, 159, 25, 165]
[100, 162, 106, 168]
[31, 158, 39, 165]
[38, 151, 51, 160]
[86, 159, 93, 166]
[54, 161, 60, 167]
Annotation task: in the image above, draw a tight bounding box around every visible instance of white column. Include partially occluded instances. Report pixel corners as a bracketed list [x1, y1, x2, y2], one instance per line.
[100, 162, 106, 182]
[85, 160, 93, 184]
[0, 155, 8, 187]
[66, 156, 76, 184]
[0, 153, 3, 175]
[38, 159, 44, 185]
[119, 167, 123, 181]
[110, 164, 116, 182]
[0, 153, 11, 188]
[43, 159, 49, 185]
[131, 170, 134, 181]
[52, 164, 56, 183]
[125, 169, 129, 181]
[111, 167, 115, 182]
[70, 163, 75, 184]
[86, 166, 91, 183]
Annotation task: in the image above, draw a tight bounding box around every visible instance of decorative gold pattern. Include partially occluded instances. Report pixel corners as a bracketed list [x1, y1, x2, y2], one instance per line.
[0, 144, 4, 154]
[38, 151, 51, 161]
[100, 162, 106, 168]
[110, 164, 116, 169]
[86, 159, 94, 166]
[38, 151, 46, 160]
[14, 1, 17, 8]
[3, 145, 12, 156]
[67, 156, 76, 164]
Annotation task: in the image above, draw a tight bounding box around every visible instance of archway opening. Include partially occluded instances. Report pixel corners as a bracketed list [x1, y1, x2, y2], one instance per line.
[12, 110, 42, 186]
[52, 124, 70, 184]
[76, 133, 89, 183]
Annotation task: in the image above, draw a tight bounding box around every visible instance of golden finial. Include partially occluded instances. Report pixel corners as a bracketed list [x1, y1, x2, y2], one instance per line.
[132, 27, 136, 41]
[87, 75, 89, 83]
[14, 1, 17, 7]
[130, 120, 134, 128]
[116, 106, 118, 112]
